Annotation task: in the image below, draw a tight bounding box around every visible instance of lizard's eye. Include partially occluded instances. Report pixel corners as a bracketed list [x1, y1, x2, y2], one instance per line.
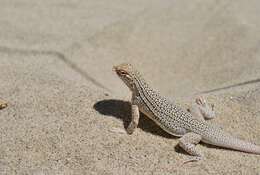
[120, 71, 127, 75]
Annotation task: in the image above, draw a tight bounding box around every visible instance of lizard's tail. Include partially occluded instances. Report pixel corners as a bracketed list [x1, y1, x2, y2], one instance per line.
[202, 128, 260, 155]
[220, 136, 260, 154]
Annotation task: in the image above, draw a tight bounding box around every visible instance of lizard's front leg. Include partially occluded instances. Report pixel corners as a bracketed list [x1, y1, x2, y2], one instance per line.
[0, 99, 7, 110]
[126, 104, 140, 134]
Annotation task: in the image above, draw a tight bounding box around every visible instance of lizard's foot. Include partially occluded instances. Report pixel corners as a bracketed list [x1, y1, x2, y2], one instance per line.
[126, 121, 138, 134]
[109, 127, 127, 134]
[0, 99, 7, 110]
[194, 96, 215, 120]
[182, 156, 202, 165]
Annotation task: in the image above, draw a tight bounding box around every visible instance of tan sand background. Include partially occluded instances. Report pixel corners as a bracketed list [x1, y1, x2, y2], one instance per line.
[0, 0, 260, 174]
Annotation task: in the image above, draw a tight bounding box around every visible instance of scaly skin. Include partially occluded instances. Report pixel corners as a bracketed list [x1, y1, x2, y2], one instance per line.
[113, 63, 260, 161]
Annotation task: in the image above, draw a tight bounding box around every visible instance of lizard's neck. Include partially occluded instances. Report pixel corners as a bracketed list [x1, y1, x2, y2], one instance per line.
[132, 72, 156, 98]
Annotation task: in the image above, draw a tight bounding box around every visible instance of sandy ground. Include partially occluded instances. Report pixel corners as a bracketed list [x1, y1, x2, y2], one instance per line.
[0, 0, 260, 174]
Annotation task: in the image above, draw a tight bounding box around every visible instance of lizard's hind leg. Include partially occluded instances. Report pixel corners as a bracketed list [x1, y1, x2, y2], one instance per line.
[188, 96, 215, 120]
[179, 132, 203, 162]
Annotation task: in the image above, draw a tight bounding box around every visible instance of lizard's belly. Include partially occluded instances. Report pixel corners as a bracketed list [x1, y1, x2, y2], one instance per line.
[140, 108, 187, 137]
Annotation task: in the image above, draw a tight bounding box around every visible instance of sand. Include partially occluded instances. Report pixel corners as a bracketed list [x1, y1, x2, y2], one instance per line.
[0, 0, 260, 174]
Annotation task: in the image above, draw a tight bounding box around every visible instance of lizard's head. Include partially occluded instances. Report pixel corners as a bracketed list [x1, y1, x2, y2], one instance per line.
[113, 63, 136, 91]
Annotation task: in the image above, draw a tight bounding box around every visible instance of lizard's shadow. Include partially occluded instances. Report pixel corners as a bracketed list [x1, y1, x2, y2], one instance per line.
[93, 99, 175, 139]
[93, 99, 225, 155]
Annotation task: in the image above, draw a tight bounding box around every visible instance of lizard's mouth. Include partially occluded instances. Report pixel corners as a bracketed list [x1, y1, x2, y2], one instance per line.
[112, 66, 117, 72]
[112, 66, 120, 74]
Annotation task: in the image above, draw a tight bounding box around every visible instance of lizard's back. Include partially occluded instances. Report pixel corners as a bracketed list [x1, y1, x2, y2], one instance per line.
[132, 73, 207, 136]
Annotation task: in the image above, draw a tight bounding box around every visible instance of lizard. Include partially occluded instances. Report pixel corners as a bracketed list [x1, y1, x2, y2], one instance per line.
[113, 63, 260, 161]
[0, 99, 7, 110]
